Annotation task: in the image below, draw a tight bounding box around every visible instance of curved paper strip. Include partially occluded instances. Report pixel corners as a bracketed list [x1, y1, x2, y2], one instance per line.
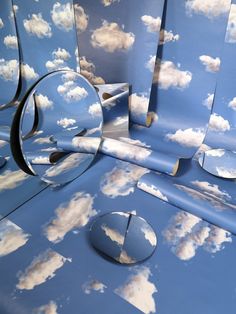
[11, 70, 103, 185]
[199, 149, 236, 179]
[0, 1, 20, 109]
[75, 0, 165, 126]
[138, 172, 236, 235]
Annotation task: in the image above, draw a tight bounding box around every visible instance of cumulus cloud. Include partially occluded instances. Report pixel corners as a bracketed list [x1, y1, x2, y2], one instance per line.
[216, 167, 236, 178]
[141, 15, 161, 33]
[145, 55, 156, 72]
[74, 4, 88, 33]
[57, 118, 76, 128]
[112, 116, 128, 126]
[209, 113, 230, 132]
[44, 153, 89, 180]
[88, 102, 102, 117]
[33, 301, 58, 314]
[199, 55, 220, 72]
[191, 180, 231, 200]
[44, 192, 97, 243]
[203, 93, 214, 110]
[166, 128, 205, 147]
[101, 138, 151, 161]
[91, 21, 135, 53]
[100, 161, 149, 198]
[137, 181, 168, 202]
[153, 60, 192, 89]
[0, 170, 29, 192]
[0, 59, 19, 82]
[23, 13, 52, 38]
[52, 48, 71, 60]
[101, 224, 125, 246]
[21, 63, 39, 81]
[228, 96, 236, 111]
[205, 149, 225, 157]
[80, 56, 105, 85]
[83, 280, 107, 294]
[35, 94, 53, 110]
[225, 4, 236, 43]
[163, 211, 232, 261]
[115, 267, 157, 314]
[17, 249, 70, 290]
[159, 29, 180, 45]
[51, 2, 74, 32]
[0, 18, 4, 29]
[3, 35, 18, 49]
[57, 74, 88, 102]
[129, 93, 149, 117]
[33, 136, 51, 144]
[102, 0, 120, 6]
[141, 225, 157, 247]
[72, 137, 101, 153]
[119, 137, 150, 148]
[118, 250, 136, 264]
[0, 220, 30, 257]
[186, 0, 231, 19]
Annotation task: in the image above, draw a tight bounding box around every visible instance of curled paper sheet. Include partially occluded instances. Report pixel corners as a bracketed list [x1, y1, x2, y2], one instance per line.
[0, 1, 20, 109]
[138, 170, 236, 235]
[75, 0, 165, 126]
[54, 135, 179, 175]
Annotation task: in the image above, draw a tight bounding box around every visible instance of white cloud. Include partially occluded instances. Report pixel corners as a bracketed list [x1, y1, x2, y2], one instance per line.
[33, 136, 52, 144]
[91, 21, 135, 53]
[205, 149, 225, 157]
[141, 15, 161, 33]
[44, 153, 89, 180]
[88, 102, 102, 117]
[35, 94, 54, 110]
[129, 93, 149, 117]
[34, 301, 58, 314]
[159, 29, 180, 45]
[31, 156, 51, 165]
[21, 63, 39, 81]
[51, 2, 74, 32]
[228, 96, 236, 110]
[225, 4, 236, 43]
[0, 220, 30, 257]
[141, 225, 157, 247]
[163, 211, 232, 261]
[112, 116, 128, 126]
[102, 0, 120, 6]
[72, 137, 101, 153]
[101, 138, 151, 161]
[191, 180, 231, 200]
[203, 93, 214, 110]
[23, 13, 52, 38]
[119, 137, 150, 148]
[154, 60, 192, 89]
[175, 184, 236, 211]
[115, 267, 157, 314]
[209, 113, 230, 132]
[199, 55, 220, 72]
[101, 224, 125, 246]
[17, 249, 71, 290]
[57, 75, 88, 102]
[0, 59, 19, 82]
[186, 0, 231, 19]
[44, 192, 97, 243]
[145, 55, 156, 72]
[166, 128, 205, 147]
[137, 182, 168, 202]
[100, 161, 149, 198]
[118, 250, 136, 264]
[80, 56, 105, 85]
[0, 170, 29, 192]
[216, 167, 236, 178]
[0, 18, 4, 29]
[57, 118, 76, 128]
[3, 35, 18, 49]
[52, 48, 71, 61]
[74, 4, 88, 33]
[83, 280, 107, 294]
[0, 140, 7, 148]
